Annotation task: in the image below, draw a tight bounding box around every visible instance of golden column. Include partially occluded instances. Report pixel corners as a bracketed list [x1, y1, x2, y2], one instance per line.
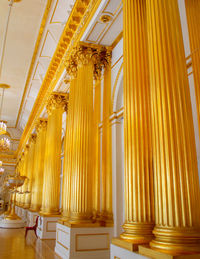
[21, 145, 29, 208]
[93, 61, 102, 217]
[68, 45, 94, 223]
[146, 0, 200, 254]
[61, 60, 77, 221]
[15, 160, 20, 206]
[61, 44, 111, 224]
[121, 0, 154, 244]
[185, 0, 200, 132]
[30, 120, 47, 212]
[19, 153, 25, 207]
[101, 52, 113, 223]
[40, 93, 68, 215]
[24, 134, 36, 209]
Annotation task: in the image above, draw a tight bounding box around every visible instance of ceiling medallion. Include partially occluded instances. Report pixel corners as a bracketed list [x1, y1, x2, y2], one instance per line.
[100, 14, 112, 23]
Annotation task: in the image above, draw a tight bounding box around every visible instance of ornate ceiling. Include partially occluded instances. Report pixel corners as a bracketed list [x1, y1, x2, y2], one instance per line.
[0, 0, 46, 127]
[0, 0, 75, 131]
[0, 0, 123, 156]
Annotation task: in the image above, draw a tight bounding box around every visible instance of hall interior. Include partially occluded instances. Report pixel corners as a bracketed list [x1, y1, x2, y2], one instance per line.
[0, 0, 200, 259]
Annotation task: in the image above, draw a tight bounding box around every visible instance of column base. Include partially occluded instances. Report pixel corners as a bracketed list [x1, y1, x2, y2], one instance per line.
[55, 222, 113, 259]
[37, 215, 60, 240]
[0, 219, 25, 229]
[151, 226, 200, 255]
[27, 211, 39, 227]
[139, 245, 200, 259]
[120, 222, 154, 244]
[110, 243, 147, 259]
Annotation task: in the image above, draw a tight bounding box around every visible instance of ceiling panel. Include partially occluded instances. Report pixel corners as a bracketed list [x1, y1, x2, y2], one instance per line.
[0, 0, 46, 127]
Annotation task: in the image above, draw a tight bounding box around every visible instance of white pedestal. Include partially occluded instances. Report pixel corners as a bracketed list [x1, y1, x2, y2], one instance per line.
[110, 244, 148, 259]
[27, 211, 39, 227]
[15, 206, 19, 215]
[21, 208, 28, 221]
[16, 206, 22, 217]
[37, 215, 60, 240]
[55, 223, 113, 259]
[0, 219, 25, 229]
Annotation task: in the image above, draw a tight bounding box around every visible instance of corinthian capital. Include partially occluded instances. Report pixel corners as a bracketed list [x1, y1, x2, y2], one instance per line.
[35, 119, 48, 134]
[29, 134, 37, 146]
[46, 92, 69, 115]
[74, 44, 93, 66]
[93, 47, 112, 80]
[65, 43, 112, 81]
[24, 144, 29, 155]
[65, 57, 78, 80]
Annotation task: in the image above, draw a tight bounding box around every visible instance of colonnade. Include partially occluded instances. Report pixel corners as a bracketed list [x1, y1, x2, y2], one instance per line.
[15, 44, 113, 223]
[121, 0, 200, 255]
[15, 0, 200, 256]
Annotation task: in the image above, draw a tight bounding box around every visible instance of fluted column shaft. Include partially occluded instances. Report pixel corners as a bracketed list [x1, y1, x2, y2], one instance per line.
[21, 145, 29, 208]
[69, 46, 94, 222]
[122, 0, 154, 243]
[19, 154, 25, 207]
[62, 44, 111, 223]
[15, 161, 20, 206]
[24, 134, 36, 209]
[62, 79, 75, 220]
[147, 0, 200, 254]
[30, 120, 47, 212]
[40, 93, 68, 215]
[185, 0, 200, 134]
[102, 62, 113, 222]
[93, 77, 101, 215]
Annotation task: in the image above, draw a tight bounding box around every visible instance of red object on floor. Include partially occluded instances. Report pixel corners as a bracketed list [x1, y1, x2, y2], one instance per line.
[25, 216, 39, 238]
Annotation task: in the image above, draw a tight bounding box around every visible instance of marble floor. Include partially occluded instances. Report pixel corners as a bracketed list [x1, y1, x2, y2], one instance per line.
[0, 227, 60, 259]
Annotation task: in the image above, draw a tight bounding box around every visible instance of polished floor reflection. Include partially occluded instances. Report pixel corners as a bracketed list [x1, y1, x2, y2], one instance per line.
[0, 228, 60, 259]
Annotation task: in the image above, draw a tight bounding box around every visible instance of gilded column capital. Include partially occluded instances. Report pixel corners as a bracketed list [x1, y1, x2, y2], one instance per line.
[35, 119, 48, 134]
[29, 134, 37, 145]
[65, 57, 78, 80]
[93, 47, 112, 81]
[24, 144, 29, 155]
[46, 92, 69, 115]
[74, 44, 93, 67]
[65, 43, 112, 81]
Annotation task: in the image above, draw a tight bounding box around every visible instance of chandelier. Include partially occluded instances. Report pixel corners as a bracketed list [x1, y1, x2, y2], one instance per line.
[0, 168, 4, 175]
[0, 121, 6, 135]
[0, 137, 10, 151]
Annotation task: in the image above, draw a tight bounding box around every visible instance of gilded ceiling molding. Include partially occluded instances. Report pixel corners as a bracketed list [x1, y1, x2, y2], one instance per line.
[16, 0, 103, 158]
[15, 0, 53, 128]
